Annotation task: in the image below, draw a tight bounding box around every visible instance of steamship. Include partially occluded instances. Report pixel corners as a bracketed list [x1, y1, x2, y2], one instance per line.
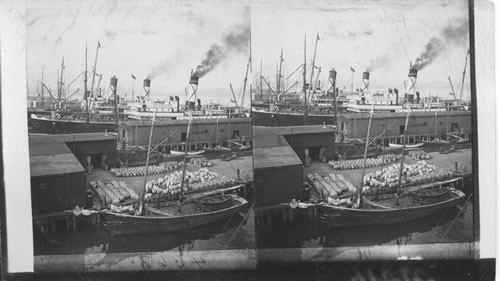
[30, 77, 246, 135]
[252, 68, 468, 127]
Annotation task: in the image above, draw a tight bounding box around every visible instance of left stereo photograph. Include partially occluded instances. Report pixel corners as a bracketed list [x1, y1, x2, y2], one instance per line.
[21, 0, 254, 272]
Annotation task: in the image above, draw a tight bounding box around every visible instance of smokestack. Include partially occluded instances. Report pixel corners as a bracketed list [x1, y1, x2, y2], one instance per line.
[408, 68, 418, 78]
[197, 98, 201, 110]
[110, 76, 118, 88]
[407, 68, 417, 96]
[394, 88, 399, 105]
[175, 96, 180, 112]
[143, 78, 151, 97]
[190, 74, 199, 85]
[362, 71, 370, 92]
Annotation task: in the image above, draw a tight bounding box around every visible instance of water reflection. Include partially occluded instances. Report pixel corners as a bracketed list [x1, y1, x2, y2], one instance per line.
[34, 209, 254, 256]
[257, 187, 473, 249]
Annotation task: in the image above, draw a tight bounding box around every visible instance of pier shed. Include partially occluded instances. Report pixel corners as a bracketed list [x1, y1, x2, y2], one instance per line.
[29, 132, 117, 170]
[254, 131, 304, 207]
[337, 111, 472, 145]
[29, 140, 86, 215]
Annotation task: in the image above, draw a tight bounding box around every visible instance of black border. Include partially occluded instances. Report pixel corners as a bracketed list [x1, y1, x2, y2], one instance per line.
[0, 0, 495, 279]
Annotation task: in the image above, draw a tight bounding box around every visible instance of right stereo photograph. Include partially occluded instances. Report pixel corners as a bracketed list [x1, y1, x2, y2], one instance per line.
[251, 0, 477, 262]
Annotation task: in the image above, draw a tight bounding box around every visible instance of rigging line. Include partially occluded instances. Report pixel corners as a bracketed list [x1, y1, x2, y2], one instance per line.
[224, 202, 254, 249]
[382, 7, 410, 62]
[439, 192, 472, 243]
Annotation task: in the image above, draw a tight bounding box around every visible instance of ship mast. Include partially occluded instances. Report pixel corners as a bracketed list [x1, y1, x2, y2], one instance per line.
[241, 55, 251, 110]
[41, 67, 44, 107]
[459, 49, 470, 106]
[356, 104, 375, 208]
[277, 49, 283, 98]
[89, 41, 101, 106]
[396, 103, 411, 205]
[303, 35, 308, 125]
[138, 110, 157, 215]
[308, 34, 319, 107]
[59, 57, 65, 104]
[84, 42, 89, 129]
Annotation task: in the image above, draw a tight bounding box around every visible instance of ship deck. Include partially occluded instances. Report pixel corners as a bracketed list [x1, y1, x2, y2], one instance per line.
[304, 148, 472, 201]
[87, 155, 253, 195]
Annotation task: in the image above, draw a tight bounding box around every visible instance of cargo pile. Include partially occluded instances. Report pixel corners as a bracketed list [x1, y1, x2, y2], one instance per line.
[329, 154, 399, 170]
[408, 149, 431, 160]
[362, 160, 455, 189]
[190, 157, 213, 167]
[145, 168, 237, 196]
[90, 181, 139, 205]
[110, 161, 183, 177]
[307, 173, 357, 198]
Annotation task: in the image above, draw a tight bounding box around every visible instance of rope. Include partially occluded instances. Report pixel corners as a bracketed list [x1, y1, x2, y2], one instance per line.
[439, 192, 472, 243]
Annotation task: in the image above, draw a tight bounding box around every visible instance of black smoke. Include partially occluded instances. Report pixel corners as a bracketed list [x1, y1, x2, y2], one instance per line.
[193, 24, 250, 77]
[411, 20, 468, 71]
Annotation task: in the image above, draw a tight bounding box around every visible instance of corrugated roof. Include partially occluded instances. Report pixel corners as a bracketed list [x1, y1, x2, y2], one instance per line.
[29, 139, 72, 156]
[254, 134, 290, 149]
[254, 146, 302, 170]
[253, 125, 335, 137]
[29, 132, 116, 144]
[30, 153, 85, 177]
[121, 117, 251, 127]
[339, 110, 472, 120]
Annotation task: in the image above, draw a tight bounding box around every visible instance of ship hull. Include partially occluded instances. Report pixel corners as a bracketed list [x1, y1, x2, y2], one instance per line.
[98, 195, 247, 235]
[252, 109, 335, 127]
[315, 188, 465, 228]
[30, 116, 116, 134]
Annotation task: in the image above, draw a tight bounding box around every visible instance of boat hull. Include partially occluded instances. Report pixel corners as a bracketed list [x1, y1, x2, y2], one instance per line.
[315, 189, 465, 228]
[170, 150, 206, 156]
[388, 142, 424, 149]
[30, 116, 116, 134]
[252, 109, 335, 127]
[98, 195, 248, 235]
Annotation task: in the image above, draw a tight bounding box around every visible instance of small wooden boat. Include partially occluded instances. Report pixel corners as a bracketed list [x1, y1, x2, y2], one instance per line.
[388, 142, 424, 148]
[412, 187, 450, 204]
[316, 188, 465, 227]
[170, 149, 205, 156]
[99, 195, 248, 234]
[313, 105, 465, 228]
[439, 145, 456, 154]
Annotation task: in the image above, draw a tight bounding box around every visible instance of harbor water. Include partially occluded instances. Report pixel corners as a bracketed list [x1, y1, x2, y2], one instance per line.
[33, 208, 255, 256]
[256, 183, 474, 249]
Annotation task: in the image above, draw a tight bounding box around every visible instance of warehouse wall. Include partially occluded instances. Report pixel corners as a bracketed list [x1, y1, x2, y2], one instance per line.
[339, 112, 472, 139]
[30, 172, 86, 214]
[122, 119, 252, 146]
[254, 165, 304, 207]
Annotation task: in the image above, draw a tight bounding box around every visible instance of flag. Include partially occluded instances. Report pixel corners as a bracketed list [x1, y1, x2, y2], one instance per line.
[98, 41, 101, 48]
[350, 66, 355, 72]
[131, 74, 136, 79]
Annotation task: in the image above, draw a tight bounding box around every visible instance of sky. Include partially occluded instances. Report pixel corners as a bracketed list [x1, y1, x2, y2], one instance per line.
[251, 0, 471, 100]
[26, 0, 471, 105]
[26, 0, 251, 106]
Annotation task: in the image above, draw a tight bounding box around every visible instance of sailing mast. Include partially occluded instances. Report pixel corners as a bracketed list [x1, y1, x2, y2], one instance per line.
[459, 49, 470, 106]
[89, 41, 101, 102]
[277, 49, 283, 99]
[308, 34, 319, 106]
[396, 103, 412, 205]
[84, 43, 90, 129]
[303, 35, 308, 125]
[356, 104, 375, 208]
[241, 56, 251, 111]
[138, 110, 157, 215]
[178, 111, 193, 212]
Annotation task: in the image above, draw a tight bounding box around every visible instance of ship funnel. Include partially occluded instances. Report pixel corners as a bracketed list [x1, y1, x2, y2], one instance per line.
[110, 76, 118, 88]
[189, 74, 199, 85]
[329, 69, 337, 81]
[361, 71, 370, 92]
[143, 78, 151, 97]
[408, 68, 418, 78]
[407, 68, 417, 99]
